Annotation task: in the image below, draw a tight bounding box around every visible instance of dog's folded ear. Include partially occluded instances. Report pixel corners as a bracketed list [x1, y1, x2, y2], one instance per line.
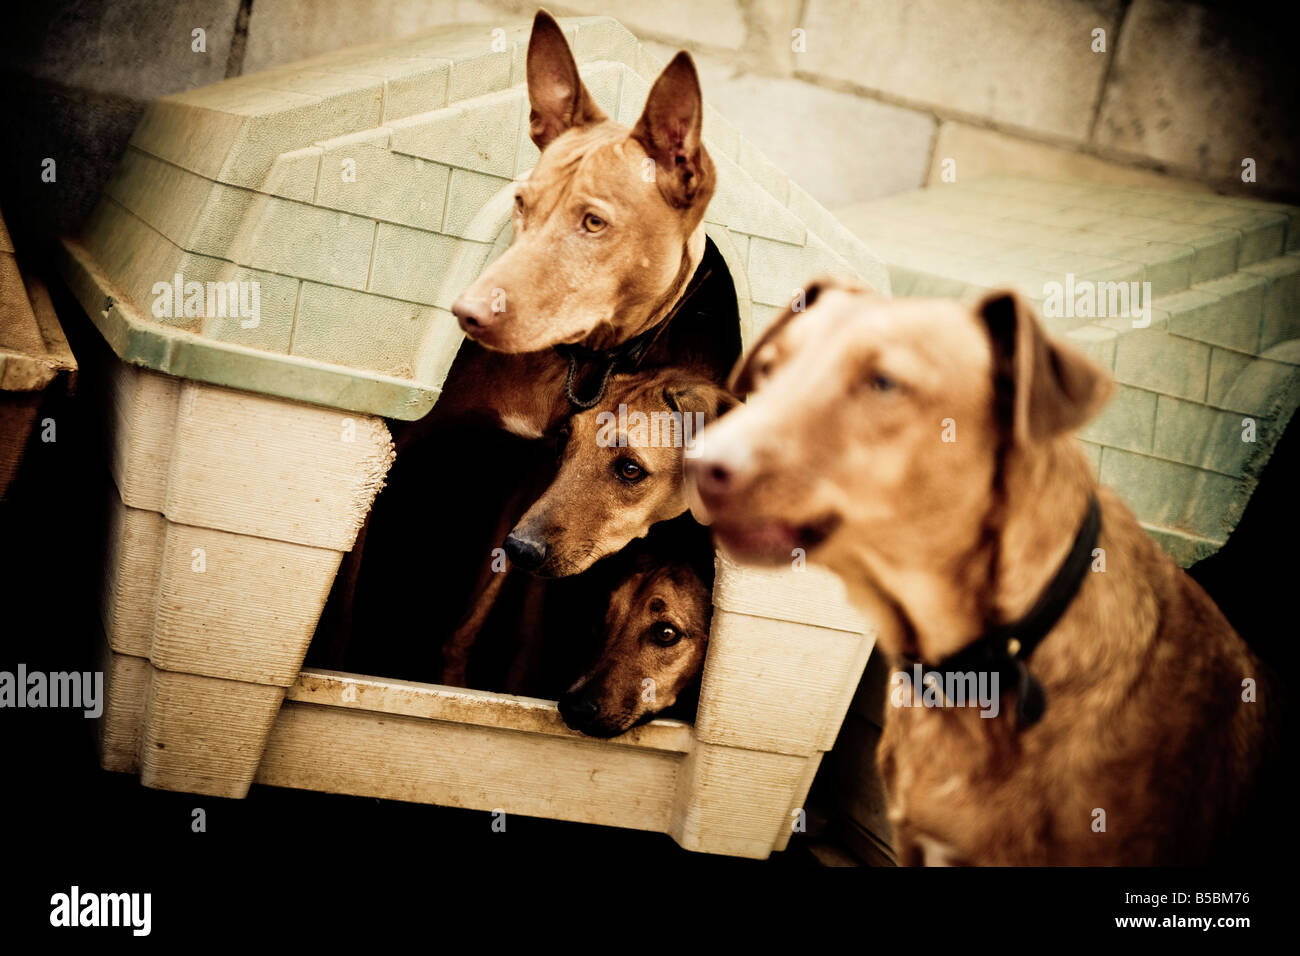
[978, 290, 1114, 445]
[632, 53, 714, 210]
[527, 10, 608, 150]
[662, 380, 739, 426]
[728, 276, 879, 395]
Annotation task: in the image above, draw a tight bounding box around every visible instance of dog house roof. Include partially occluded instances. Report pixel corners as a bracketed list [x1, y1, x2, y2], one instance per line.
[60, 16, 888, 419]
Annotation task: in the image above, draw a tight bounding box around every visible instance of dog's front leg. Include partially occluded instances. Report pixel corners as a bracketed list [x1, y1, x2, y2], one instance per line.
[441, 565, 512, 686]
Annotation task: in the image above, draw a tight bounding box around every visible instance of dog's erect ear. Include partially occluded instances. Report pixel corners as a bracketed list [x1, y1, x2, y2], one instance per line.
[663, 380, 739, 427]
[632, 52, 713, 209]
[978, 290, 1114, 445]
[527, 10, 608, 150]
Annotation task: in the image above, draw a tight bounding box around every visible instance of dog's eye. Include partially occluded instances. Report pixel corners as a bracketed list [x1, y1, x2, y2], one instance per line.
[582, 213, 607, 233]
[613, 457, 645, 483]
[514, 193, 525, 212]
[650, 622, 681, 647]
[871, 372, 897, 392]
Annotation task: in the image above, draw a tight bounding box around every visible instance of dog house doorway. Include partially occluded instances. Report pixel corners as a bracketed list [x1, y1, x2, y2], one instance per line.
[307, 211, 746, 728]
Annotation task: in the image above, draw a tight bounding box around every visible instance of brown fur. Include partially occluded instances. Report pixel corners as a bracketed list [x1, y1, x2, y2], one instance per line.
[558, 543, 713, 738]
[687, 279, 1276, 865]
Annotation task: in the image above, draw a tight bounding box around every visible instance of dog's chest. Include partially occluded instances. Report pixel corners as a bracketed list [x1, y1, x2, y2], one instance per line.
[881, 707, 1030, 864]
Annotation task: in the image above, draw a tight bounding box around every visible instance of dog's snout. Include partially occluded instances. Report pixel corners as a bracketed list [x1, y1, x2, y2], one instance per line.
[504, 530, 547, 571]
[452, 294, 496, 334]
[699, 461, 735, 494]
[687, 451, 749, 507]
[558, 692, 599, 730]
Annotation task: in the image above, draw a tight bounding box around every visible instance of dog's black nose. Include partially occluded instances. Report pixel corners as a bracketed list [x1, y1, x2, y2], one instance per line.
[558, 693, 599, 730]
[504, 530, 547, 571]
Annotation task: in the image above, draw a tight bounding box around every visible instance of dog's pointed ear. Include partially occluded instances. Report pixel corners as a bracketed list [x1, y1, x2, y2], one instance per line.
[632, 52, 713, 209]
[663, 380, 739, 426]
[977, 290, 1113, 445]
[527, 10, 608, 150]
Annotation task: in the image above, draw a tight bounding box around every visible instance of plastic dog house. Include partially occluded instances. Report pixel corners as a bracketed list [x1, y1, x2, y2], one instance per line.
[63, 16, 888, 859]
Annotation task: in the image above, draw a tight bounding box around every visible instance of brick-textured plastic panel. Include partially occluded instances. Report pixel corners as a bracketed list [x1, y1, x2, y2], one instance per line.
[61, 16, 887, 420]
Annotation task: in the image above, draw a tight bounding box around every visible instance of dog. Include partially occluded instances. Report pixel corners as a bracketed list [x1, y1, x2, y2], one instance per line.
[400, 8, 732, 445]
[555, 514, 714, 737]
[466, 513, 715, 736]
[686, 279, 1277, 865]
[439, 365, 735, 685]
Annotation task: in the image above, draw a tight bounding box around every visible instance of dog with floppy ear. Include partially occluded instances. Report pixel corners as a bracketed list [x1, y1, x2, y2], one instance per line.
[687, 280, 1277, 865]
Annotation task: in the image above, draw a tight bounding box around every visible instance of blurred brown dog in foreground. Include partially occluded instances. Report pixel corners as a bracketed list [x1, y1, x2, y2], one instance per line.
[687, 279, 1276, 865]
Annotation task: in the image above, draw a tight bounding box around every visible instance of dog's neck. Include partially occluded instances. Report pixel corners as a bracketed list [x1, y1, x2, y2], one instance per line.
[844, 440, 1097, 663]
[579, 225, 707, 352]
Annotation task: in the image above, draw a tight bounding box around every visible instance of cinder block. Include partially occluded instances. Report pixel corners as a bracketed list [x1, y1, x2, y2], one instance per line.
[316, 128, 451, 232]
[227, 195, 376, 290]
[199, 266, 299, 355]
[81, 198, 226, 334]
[293, 282, 433, 376]
[240, 1, 503, 74]
[390, 87, 524, 179]
[448, 47, 513, 102]
[1142, 525, 1222, 568]
[1112, 323, 1210, 402]
[1100, 446, 1242, 543]
[1242, 255, 1300, 352]
[1154, 395, 1260, 477]
[1079, 384, 1156, 453]
[1207, 347, 1300, 417]
[615, 64, 652, 127]
[216, 84, 385, 189]
[263, 146, 323, 203]
[747, 234, 855, 308]
[443, 169, 512, 237]
[1076, 439, 1102, 478]
[789, 183, 884, 289]
[368, 223, 462, 306]
[104, 147, 257, 259]
[1163, 275, 1266, 355]
[572, 16, 641, 68]
[738, 139, 790, 207]
[1082, 216, 1239, 283]
[707, 150, 805, 245]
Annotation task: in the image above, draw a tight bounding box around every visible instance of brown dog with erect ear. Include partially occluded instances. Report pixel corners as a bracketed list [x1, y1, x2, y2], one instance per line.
[425, 8, 732, 441]
[686, 278, 1278, 865]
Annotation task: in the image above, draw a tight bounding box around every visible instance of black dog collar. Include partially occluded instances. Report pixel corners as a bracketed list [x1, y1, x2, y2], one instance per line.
[903, 494, 1102, 729]
[552, 240, 717, 409]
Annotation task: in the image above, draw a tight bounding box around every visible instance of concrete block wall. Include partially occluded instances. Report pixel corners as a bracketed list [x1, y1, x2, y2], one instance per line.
[4, 1, 1296, 259]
